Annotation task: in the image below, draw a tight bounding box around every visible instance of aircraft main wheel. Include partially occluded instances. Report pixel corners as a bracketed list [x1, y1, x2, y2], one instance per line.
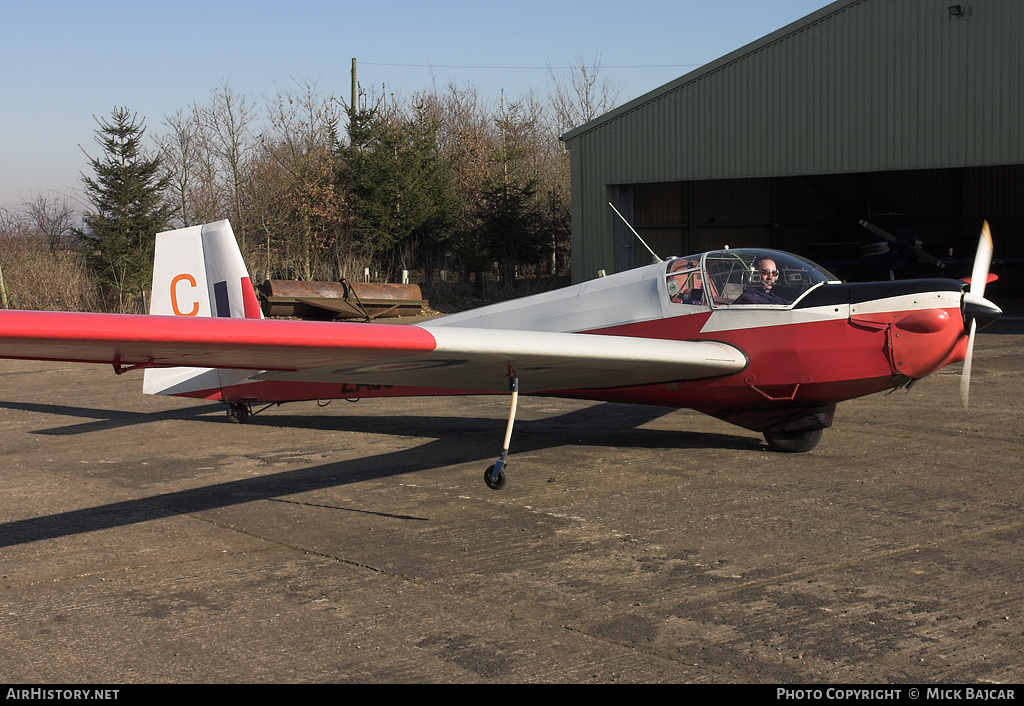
[484, 464, 507, 490]
[763, 428, 822, 453]
[226, 403, 249, 424]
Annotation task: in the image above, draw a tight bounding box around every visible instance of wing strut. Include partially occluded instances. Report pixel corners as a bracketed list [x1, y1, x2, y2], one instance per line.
[484, 368, 519, 490]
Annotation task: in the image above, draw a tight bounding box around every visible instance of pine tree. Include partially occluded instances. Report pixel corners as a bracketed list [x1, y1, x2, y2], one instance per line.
[468, 177, 549, 283]
[339, 102, 458, 273]
[462, 97, 553, 283]
[77, 108, 173, 312]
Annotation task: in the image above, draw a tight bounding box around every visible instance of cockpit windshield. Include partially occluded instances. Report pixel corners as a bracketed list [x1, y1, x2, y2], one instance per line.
[664, 250, 838, 308]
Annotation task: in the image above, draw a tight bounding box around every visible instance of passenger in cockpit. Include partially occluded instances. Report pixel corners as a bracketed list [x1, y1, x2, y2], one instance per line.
[667, 260, 704, 305]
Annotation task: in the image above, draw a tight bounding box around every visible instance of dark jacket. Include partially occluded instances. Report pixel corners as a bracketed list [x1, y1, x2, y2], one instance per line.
[732, 286, 790, 305]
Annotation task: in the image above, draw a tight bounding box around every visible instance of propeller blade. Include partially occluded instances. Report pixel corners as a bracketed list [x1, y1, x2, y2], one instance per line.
[969, 221, 993, 299]
[960, 318, 976, 410]
[960, 221, 994, 410]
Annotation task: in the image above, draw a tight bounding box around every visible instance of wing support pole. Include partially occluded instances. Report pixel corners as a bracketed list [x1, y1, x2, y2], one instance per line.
[484, 367, 519, 490]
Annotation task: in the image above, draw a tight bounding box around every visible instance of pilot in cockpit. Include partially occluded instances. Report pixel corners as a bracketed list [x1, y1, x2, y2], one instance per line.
[732, 257, 790, 305]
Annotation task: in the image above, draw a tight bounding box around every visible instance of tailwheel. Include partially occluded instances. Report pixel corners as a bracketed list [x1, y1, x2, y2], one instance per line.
[484, 464, 507, 490]
[226, 402, 250, 424]
[763, 428, 822, 453]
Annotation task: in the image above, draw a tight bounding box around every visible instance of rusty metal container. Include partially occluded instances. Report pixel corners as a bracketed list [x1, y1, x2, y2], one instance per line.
[257, 280, 427, 320]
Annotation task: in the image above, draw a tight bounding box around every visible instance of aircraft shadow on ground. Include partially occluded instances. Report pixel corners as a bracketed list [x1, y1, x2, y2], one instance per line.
[0, 400, 760, 548]
[0, 400, 224, 434]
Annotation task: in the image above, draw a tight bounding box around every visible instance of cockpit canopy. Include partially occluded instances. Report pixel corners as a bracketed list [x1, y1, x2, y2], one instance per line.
[665, 249, 839, 308]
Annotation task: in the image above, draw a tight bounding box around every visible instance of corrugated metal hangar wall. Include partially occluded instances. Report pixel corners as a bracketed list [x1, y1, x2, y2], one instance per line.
[562, 0, 1024, 290]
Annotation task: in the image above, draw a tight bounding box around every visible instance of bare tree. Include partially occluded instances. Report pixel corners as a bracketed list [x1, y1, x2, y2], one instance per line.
[262, 78, 350, 281]
[433, 82, 493, 219]
[0, 202, 99, 311]
[242, 153, 290, 281]
[22, 191, 78, 250]
[200, 80, 259, 247]
[547, 53, 621, 135]
[160, 108, 204, 227]
[160, 106, 226, 228]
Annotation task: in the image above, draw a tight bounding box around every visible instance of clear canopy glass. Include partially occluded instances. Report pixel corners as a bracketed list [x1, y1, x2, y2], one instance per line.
[665, 249, 839, 307]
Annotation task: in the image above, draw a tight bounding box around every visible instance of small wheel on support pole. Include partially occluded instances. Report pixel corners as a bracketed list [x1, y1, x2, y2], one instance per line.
[226, 402, 250, 424]
[484, 464, 507, 490]
[483, 370, 518, 490]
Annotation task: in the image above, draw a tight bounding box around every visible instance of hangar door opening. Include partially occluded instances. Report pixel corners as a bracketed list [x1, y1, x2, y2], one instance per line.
[611, 168, 1021, 292]
[615, 179, 776, 268]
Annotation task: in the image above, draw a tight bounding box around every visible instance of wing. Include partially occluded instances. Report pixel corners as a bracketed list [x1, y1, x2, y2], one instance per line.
[0, 310, 746, 393]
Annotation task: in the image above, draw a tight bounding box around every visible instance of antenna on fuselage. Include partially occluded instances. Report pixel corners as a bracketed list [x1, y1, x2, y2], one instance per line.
[608, 202, 662, 263]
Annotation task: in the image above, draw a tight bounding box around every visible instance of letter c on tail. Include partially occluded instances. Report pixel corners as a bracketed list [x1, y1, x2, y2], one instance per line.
[171, 273, 200, 316]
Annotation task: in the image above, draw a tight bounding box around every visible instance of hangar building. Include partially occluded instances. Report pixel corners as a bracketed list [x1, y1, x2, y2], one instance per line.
[561, 0, 1024, 291]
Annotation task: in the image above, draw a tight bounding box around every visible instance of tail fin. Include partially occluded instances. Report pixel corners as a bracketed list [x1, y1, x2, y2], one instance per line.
[148, 220, 262, 319]
[144, 220, 263, 397]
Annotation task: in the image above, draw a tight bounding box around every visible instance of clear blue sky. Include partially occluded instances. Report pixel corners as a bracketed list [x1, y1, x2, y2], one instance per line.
[1, 0, 832, 211]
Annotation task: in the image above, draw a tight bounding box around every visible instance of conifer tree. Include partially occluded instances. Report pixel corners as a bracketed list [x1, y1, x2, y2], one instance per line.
[339, 101, 458, 272]
[463, 97, 552, 283]
[78, 108, 173, 311]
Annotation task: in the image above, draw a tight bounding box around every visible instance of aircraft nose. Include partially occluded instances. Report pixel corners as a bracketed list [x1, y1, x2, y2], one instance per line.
[962, 291, 1002, 333]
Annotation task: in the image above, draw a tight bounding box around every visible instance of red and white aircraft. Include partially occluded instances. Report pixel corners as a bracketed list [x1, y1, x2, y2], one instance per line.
[0, 220, 1001, 489]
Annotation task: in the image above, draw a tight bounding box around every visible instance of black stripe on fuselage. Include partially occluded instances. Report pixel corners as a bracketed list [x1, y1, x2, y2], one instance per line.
[794, 279, 963, 309]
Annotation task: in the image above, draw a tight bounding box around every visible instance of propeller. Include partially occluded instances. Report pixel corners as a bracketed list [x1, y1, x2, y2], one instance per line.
[959, 221, 994, 409]
[859, 219, 946, 269]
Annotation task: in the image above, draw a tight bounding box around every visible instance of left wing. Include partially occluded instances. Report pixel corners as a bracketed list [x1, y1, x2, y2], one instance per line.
[0, 310, 747, 393]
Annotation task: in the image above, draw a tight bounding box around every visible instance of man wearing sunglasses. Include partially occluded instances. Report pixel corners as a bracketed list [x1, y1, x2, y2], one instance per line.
[732, 257, 791, 305]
